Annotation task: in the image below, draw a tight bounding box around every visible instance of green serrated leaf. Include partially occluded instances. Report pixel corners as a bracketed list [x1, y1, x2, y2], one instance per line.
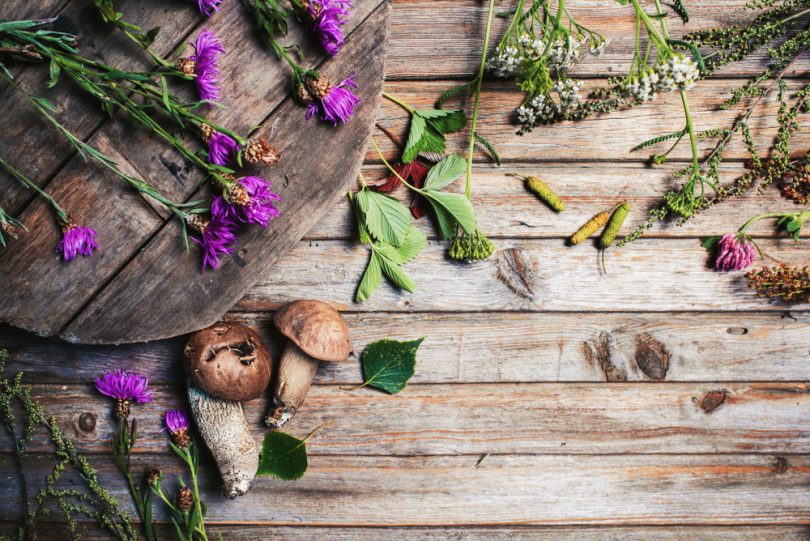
[436, 80, 476, 107]
[423, 154, 466, 191]
[418, 109, 467, 134]
[257, 431, 308, 480]
[357, 189, 412, 247]
[378, 256, 417, 293]
[474, 132, 501, 166]
[417, 125, 449, 161]
[361, 338, 424, 394]
[375, 228, 427, 265]
[356, 252, 382, 302]
[424, 190, 477, 235]
[402, 115, 426, 163]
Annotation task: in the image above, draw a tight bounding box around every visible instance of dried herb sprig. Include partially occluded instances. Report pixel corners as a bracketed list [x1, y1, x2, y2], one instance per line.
[0, 350, 137, 541]
[746, 264, 810, 301]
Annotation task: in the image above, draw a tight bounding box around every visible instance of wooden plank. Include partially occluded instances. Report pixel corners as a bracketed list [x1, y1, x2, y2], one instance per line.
[385, 0, 810, 80]
[6, 524, 806, 541]
[234, 238, 810, 313]
[3, 311, 809, 384]
[2, 453, 809, 525]
[371, 79, 810, 164]
[58, 1, 390, 345]
[0, 0, 200, 214]
[313, 162, 795, 240]
[3, 382, 809, 455]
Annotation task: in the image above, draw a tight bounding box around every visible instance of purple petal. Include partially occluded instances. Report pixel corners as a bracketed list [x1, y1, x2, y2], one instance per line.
[191, 30, 225, 103]
[95, 370, 152, 403]
[714, 233, 757, 272]
[58, 224, 99, 261]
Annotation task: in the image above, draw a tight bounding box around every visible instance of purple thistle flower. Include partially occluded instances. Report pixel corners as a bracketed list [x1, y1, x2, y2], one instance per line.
[195, 0, 224, 17]
[190, 30, 225, 103]
[96, 370, 152, 419]
[190, 212, 238, 271]
[57, 221, 98, 261]
[214, 176, 281, 228]
[306, 74, 360, 125]
[164, 409, 190, 433]
[714, 233, 758, 272]
[307, 0, 352, 56]
[206, 131, 240, 166]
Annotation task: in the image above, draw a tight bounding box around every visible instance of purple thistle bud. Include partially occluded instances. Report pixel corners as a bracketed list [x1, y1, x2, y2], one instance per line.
[205, 130, 240, 166]
[214, 177, 281, 228]
[714, 233, 758, 272]
[190, 30, 225, 103]
[95, 370, 152, 419]
[57, 220, 98, 261]
[164, 409, 192, 448]
[189, 212, 238, 271]
[306, 0, 352, 56]
[195, 0, 224, 17]
[305, 74, 360, 125]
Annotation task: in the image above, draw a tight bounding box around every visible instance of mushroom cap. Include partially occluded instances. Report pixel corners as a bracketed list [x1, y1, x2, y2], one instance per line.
[273, 300, 351, 362]
[183, 323, 272, 401]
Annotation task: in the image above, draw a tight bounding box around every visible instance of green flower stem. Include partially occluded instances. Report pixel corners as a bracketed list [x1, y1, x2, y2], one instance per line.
[150, 483, 178, 514]
[544, 0, 565, 51]
[370, 138, 424, 194]
[739, 211, 810, 233]
[0, 156, 67, 222]
[680, 91, 699, 173]
[382, 92, 414, 114]
[465, 0, 496, 200]
[177, 445, 209, 541]
[629, 0, 668, 49]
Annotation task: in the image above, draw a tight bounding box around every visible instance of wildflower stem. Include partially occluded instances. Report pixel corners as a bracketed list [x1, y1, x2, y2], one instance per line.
[680, 91, 699, 173]
[465, 0, 496, 200]
[0, 156, 67, 222]
[370, 137, 423, 194]
[382, 92, 414, 114]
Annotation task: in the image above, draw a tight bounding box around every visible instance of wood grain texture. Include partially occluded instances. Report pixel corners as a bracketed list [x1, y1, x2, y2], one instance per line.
[3, 382, 809, 455]
[2, 453, 810, 525]
[0, 0, 391, 344]
[234, 238, 810, 312]
[3, 311, 809, 384]
[384, 0, 810, 80]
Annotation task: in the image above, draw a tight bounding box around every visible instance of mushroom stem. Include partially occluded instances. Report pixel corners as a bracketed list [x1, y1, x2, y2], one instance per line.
[265, 343, 319, 429]
[188, 381, 258, 498]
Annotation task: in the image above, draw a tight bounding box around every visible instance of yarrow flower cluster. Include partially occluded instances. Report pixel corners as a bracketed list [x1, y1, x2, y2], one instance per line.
[714, 233, 758, 272]
[621, 53, 699, 102]
[95, 370, 152, 419]
[516, 78, 583, 131]
[303, 0, 353, 56]
[57, 219, 99, 261]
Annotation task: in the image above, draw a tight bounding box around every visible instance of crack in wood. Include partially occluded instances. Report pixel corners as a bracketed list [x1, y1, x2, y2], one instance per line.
[496, 248, 538, 300]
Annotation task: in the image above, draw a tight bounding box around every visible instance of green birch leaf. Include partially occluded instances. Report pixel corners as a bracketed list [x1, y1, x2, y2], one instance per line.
[356, 252, 382, 302]
[378, 256, 417, 293]
[361, 338, 424, 394]
[357, 189, 412, 247]
[376, 228, 427, 264]
[423, 154, 466, 190]
[424, 191, 477, 234]
[402, 115, 426, 163]
[257, 431, 308, 480]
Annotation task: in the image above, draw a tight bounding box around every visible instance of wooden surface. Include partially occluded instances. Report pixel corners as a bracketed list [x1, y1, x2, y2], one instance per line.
[2, 0, 810, 539]
[0, 0, 389, 344]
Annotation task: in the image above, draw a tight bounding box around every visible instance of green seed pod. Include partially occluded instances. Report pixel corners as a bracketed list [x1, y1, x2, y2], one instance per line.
[571, 211, 610, 246]
[525, 176, 565, 212]
[599, 202, 631, 249]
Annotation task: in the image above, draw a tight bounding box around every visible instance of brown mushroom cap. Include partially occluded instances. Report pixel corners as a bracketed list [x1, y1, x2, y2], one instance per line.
[183, 323, 272, 401]
[273, 300, 351, 362]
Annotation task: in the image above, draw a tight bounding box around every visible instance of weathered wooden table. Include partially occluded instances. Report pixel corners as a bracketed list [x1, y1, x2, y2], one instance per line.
[2, 0, 810, 539]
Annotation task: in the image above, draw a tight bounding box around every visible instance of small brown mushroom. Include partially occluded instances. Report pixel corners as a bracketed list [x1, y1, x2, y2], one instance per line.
[183, 323, 272, 402]
[265, 300, 351, 428]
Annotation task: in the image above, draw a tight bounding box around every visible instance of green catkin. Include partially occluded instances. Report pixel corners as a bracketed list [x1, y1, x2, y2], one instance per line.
[525, 176, 565, 212]
[599, 202, 631, 249]
[571, 211, 610, 245]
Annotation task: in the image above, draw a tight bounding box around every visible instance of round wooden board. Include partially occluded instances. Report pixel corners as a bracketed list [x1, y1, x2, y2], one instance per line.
[0, 0, 390, 344]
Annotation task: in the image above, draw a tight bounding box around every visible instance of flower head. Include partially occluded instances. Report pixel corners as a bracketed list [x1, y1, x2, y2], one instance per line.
[164, 409, 192, 448]
[58, 219, 98, 261]
[201, 124, 240, 166]
[95, 370, 152, 419]
[147, 468, 162, 487]
[189, 212, 238, 271]
[214, 176, 281, 228]
[306, 0, 352, 56]
[243, 136, 281, 165]
[184, 30, 225, 103]
[714, 233, 758, 272]
[195, 0, 224, 17]
[305, 74, 360, 125]
[177, 486, 195, 512]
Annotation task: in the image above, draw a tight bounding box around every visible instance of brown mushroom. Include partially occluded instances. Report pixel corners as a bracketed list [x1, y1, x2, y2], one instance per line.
[183, 323, 272, 402]
[265, 300, 350, 428]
